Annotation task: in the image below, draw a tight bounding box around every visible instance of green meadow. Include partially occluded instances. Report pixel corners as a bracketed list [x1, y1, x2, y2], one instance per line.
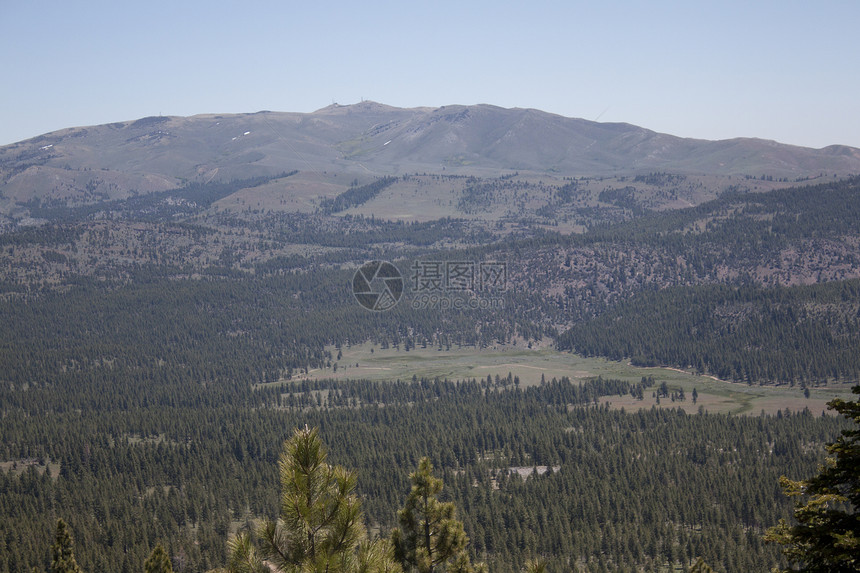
[280, 343, 855, 416]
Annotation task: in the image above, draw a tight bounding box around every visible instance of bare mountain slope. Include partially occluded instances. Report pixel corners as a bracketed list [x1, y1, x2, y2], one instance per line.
[1, 101, 859, 216]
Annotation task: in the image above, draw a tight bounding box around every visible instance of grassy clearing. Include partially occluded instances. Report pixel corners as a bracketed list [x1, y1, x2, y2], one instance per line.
[211, 172, 347, 213]
[344, 176, 469, 221]
[281, 342, 855, 416]
[0, 458, 61, 479]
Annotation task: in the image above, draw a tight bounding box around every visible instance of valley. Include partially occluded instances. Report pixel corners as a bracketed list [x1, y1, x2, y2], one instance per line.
[1, 104, 859, 572]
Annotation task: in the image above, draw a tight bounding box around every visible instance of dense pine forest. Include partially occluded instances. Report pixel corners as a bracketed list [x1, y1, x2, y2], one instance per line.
[558, 279, 860, 384]
[0, 377, 851, 572]
[1, 172, 860, 571]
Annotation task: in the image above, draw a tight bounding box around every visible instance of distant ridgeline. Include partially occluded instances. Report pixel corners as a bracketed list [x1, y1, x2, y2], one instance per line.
[580, 174, 860, 244]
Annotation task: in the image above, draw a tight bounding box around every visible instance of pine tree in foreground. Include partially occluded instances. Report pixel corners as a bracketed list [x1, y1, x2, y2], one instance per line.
[764, 385, 860, 572]
[391, 457, 485, 573]
[226, 426, 400, 573]
[49, 519, 83, 573]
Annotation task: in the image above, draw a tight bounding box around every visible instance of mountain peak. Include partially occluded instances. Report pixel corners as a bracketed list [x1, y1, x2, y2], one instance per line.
[313, 100, 402, 114]
[2, 103, 859, 217]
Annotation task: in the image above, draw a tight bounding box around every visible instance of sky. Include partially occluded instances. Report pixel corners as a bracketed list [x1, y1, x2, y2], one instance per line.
[2, 0, 859, 149]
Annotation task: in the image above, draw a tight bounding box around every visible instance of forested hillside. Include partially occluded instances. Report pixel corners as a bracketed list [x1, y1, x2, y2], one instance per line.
[557, 280, 860, 384]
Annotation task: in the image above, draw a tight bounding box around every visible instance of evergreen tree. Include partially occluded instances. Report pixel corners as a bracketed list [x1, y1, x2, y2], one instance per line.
[523, 558, 548, 573]
[227, 426, 400, 573]
[225, 533, 267, 573]
[764, 385, 860, 572]
[49, 519, 83, 573]
[689, 557, 714, 572]
[144, 544, 173, 573]
[392, 457, 483, 572]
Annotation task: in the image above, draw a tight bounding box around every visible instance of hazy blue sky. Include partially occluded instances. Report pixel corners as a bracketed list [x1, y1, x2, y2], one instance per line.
[2, 0, 858, 148]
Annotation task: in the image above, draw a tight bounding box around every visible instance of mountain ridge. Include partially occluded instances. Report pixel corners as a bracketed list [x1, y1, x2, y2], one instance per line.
[1, 101, 859, 218]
